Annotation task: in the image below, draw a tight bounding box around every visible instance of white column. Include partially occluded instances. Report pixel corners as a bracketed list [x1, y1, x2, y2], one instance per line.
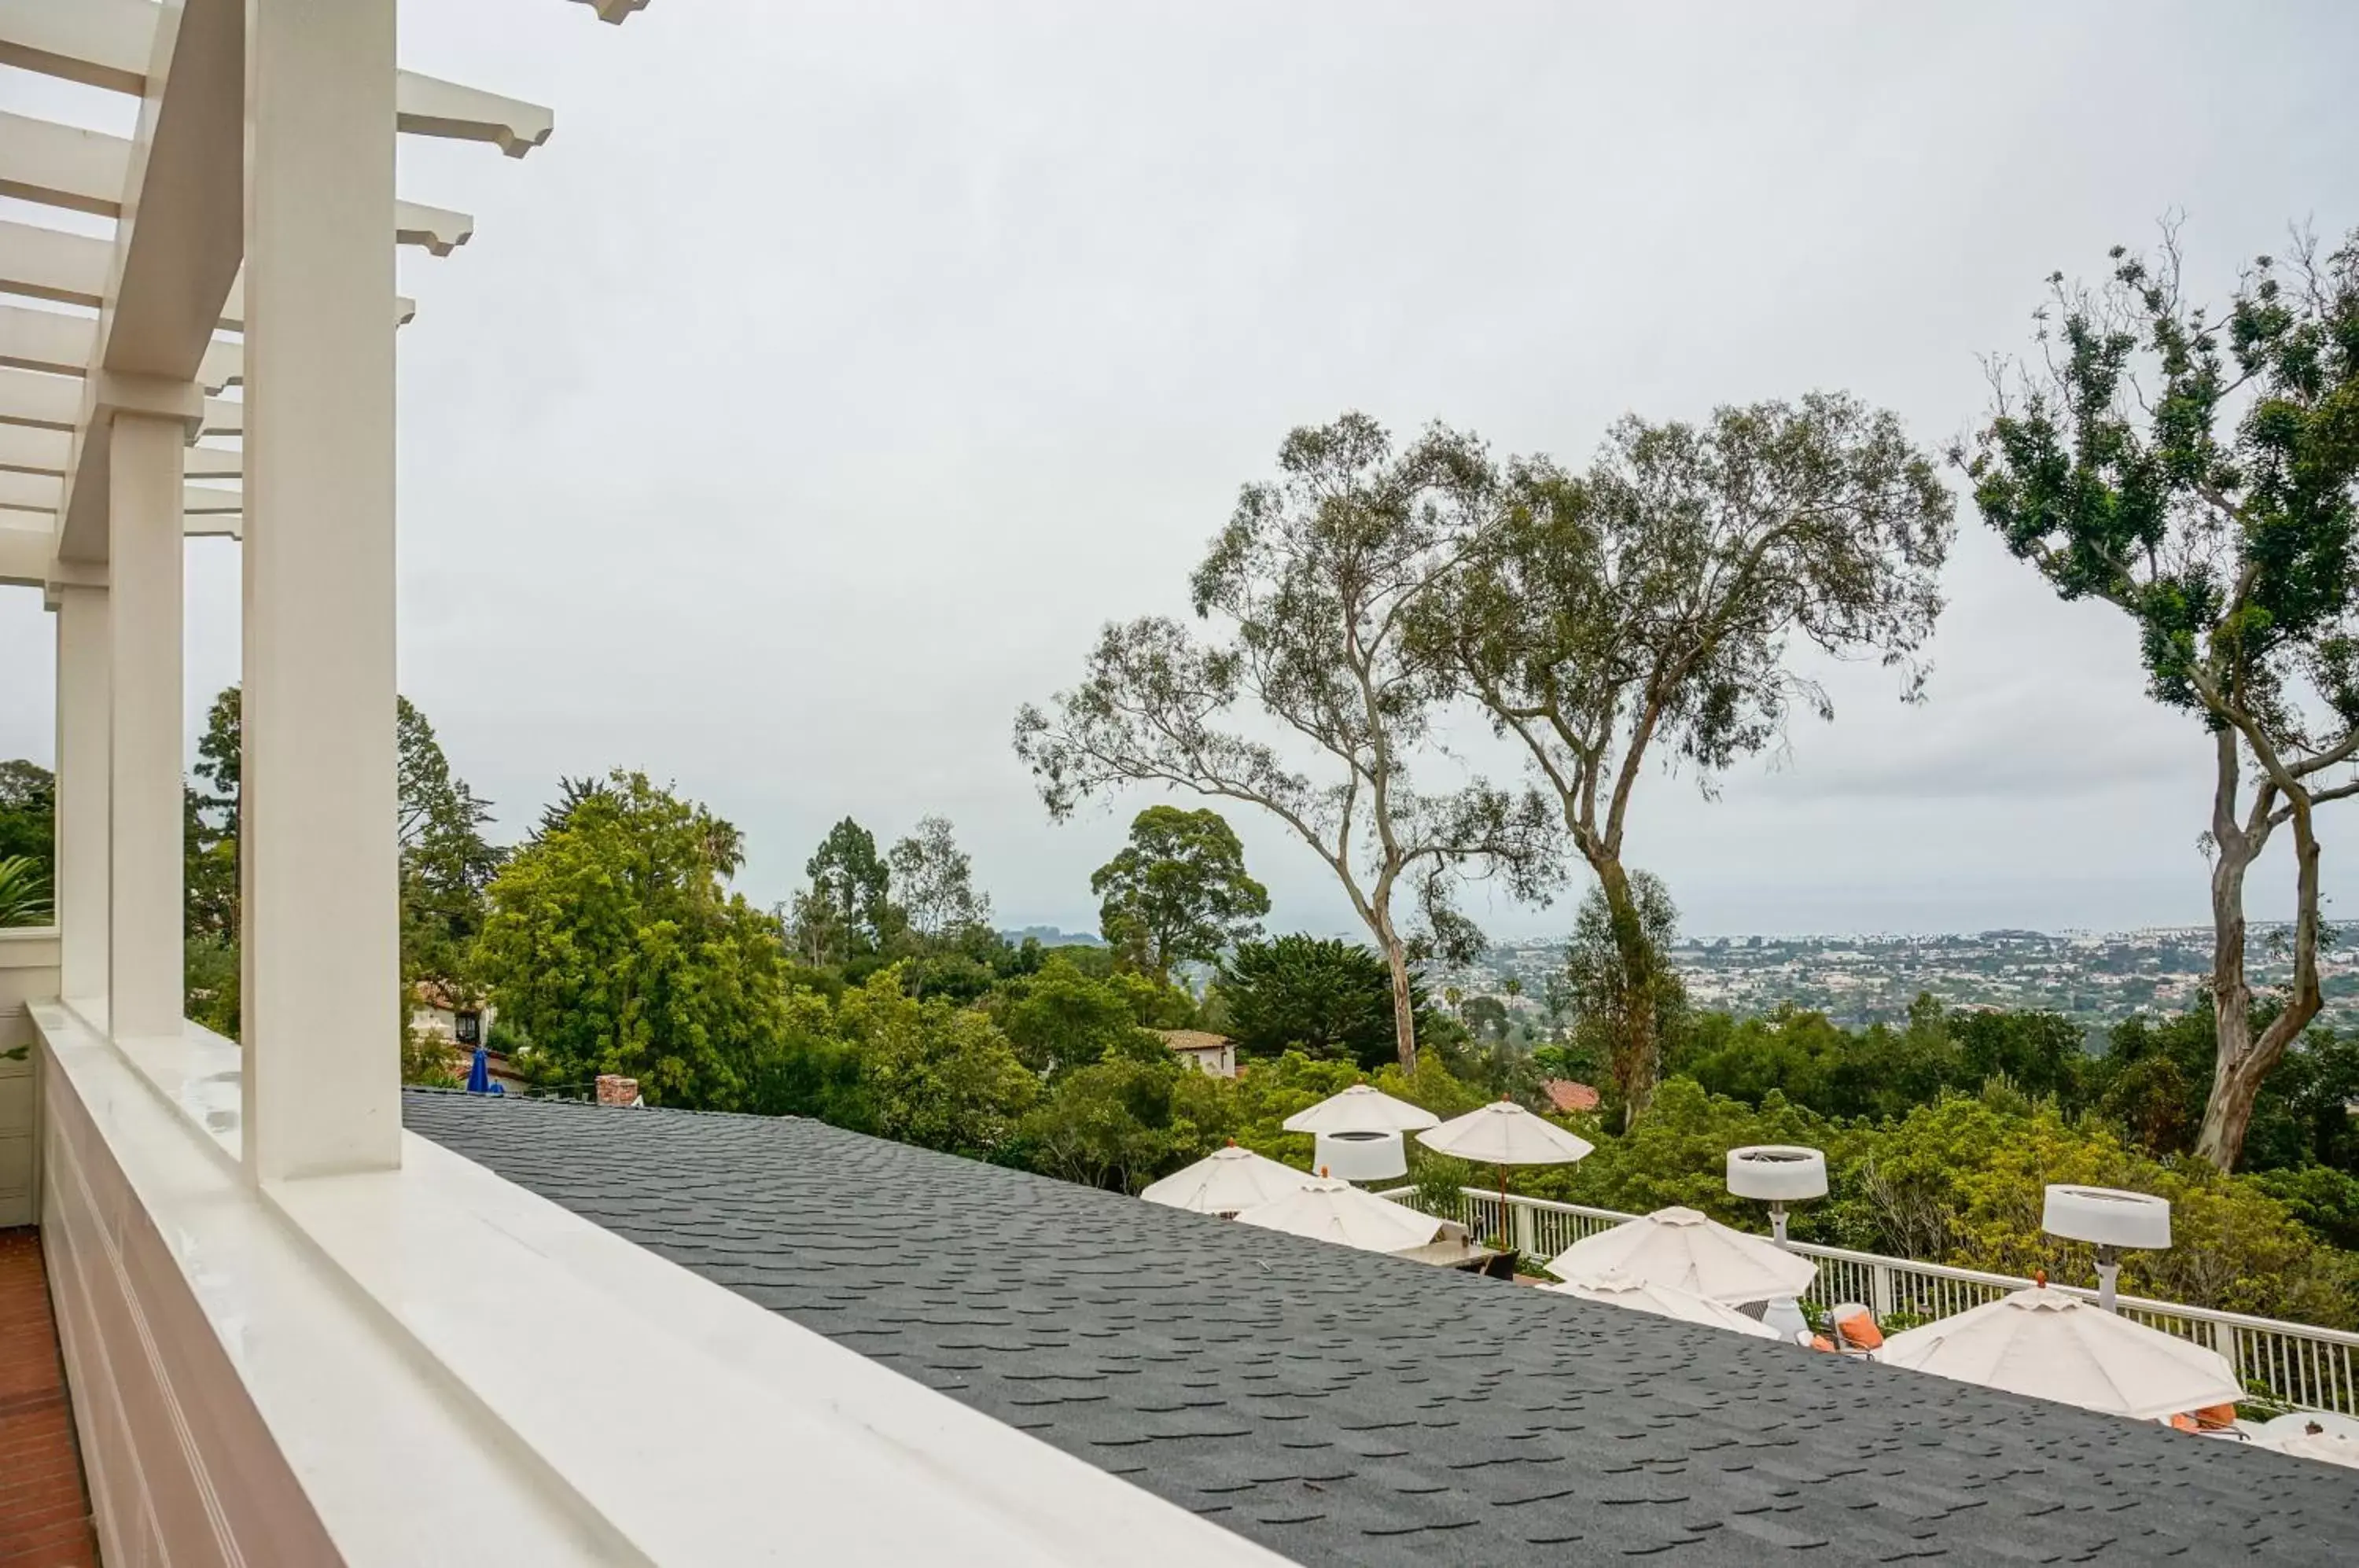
[106, 414, 185, 1042]
[52, 584, 110, 1004]
[241, 0, 401, 1179]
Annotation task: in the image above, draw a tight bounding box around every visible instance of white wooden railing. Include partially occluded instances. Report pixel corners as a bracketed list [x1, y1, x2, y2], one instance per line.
[1378, 1185, 2359, 1416]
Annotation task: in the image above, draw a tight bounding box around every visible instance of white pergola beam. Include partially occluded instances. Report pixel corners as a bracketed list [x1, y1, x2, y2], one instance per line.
[0, 303, 95, 378]
[0, 423, 69, 473]
[201, 396, 240, 436]
[0, 0, 151, 94]
[102, 0, 245, 383]
[0, 219, 115, 310]
[0, 111, 131, 217]
[1, 467, 239, 515]
[0, 0, 554, 155]
[1, 425, 236, 481]
[0, 366, 79, 429]
[0, 469, 59, 511]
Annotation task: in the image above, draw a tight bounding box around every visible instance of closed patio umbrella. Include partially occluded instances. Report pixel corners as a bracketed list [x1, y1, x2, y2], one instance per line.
[1282, 1084, 1441, 1135]
[1415, 1099, 1595, 1243]
[1140, 1142, 1306, 1217]
[1233, 1176, 1454, 1255]
[1877, 1284, 2242, 1423]
[1544, 1206, 1818, 1305]
[1542, 1269, 1785, 1340]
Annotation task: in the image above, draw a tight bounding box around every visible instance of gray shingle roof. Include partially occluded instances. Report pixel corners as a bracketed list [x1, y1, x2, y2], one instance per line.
[404, 1091, 2359, 1566]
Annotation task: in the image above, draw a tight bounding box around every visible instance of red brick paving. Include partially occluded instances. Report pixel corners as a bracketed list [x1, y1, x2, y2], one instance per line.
[0, 1229, 98, 1567]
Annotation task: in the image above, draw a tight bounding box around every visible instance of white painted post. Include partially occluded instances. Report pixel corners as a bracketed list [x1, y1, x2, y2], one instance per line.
[51, 584, 109, 1004]
[1869, 1261, 1895, 1320]
[106, 414, 185, 1042]
[240, 0, 401, 1179]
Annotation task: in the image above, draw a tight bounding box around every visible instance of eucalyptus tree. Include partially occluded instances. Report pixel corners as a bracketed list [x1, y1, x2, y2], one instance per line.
[888, 815, 993, 938]
[1956, 225, 2359, 1170]
[1014, 413, 1559, 1071]
[1423, 393, 1952, 1121]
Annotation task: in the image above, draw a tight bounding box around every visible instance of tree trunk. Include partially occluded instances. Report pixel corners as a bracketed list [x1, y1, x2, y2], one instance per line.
[1595, 856, 1658, 1131]
[2195, 809, 2322, 1169]
[1378, 923, 1419, 1073]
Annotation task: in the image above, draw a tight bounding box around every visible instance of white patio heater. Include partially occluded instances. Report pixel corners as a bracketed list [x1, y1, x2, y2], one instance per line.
[1727, 1146, 1827, 1242]
[2042, 1184, 2170, 1312]
[1313, 1129, 1409, 1183]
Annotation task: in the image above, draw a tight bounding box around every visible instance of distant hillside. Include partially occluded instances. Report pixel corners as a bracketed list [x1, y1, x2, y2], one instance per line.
[1003, 925, 1106, 948]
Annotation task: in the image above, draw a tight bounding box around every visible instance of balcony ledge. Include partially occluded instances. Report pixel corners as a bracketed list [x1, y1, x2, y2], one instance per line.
[32, 1000, 1279, 1566]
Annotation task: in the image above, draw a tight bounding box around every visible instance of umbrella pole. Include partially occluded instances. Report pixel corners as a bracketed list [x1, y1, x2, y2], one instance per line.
[1498, 1165, 1510, 1253]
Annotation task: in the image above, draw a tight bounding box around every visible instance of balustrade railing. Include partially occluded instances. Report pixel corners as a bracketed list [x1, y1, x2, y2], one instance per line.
[1377, 1184, 2359, 1415]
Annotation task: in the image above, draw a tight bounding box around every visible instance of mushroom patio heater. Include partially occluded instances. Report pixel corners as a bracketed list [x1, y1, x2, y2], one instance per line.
[1313, 1128, 1409, 1183]
[1727, 1146, 1827, 1243]
[2042, 1183, 2171, 1312]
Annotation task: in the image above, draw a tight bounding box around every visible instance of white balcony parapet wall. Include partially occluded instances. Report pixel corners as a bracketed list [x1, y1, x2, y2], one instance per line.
[0, 929, 57, 1227]
[29, 1003, 1287, 1566]
[1383, 1183, 2359, 1416]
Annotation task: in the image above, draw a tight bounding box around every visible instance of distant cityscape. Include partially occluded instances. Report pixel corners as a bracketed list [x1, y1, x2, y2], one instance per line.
[1007, 921, 2359, 1041]
[1448, 926, 2359, 1040]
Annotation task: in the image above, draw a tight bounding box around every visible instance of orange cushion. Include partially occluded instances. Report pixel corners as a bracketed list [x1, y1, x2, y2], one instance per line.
[2192, 1404, 2238, 1430]
[1809, 1334, 1836, 1353]
[1833, 1310, 1884, 1350]
[2168, 1414, 2200, 1434]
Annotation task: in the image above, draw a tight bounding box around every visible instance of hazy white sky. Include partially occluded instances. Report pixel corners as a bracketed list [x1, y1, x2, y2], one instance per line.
[4, 0, 2357, 940]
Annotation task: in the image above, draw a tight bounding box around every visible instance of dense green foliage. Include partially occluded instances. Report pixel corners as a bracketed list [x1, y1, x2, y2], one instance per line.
[0, 760, 53, 877]
[476, 771, 785, 1106]
[1219, 935, 1440, 1070]
[0, 854, 50, 928]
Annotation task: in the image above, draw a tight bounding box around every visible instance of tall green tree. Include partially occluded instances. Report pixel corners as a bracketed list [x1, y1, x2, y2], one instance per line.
[1956, 224, 2359, 1169]
[1218, 933, 1436, 1072]
[1555, 871, 1687, 1127]
[886, 815, 992, 938]
[1424, 394, 1952, 1121]
[475, 771, 781, 1106]
[789, 817, 898, 964]
[395, 699, 505, 998]
[1089, 805, 1270, 982]
[1016, 413, 1559, 1070]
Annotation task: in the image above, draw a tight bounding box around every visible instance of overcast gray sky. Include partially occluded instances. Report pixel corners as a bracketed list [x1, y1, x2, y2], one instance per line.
[5, 0, 2357, 940]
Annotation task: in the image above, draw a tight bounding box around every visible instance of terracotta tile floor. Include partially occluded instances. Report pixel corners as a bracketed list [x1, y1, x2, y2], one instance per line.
[0, 1229, 98, 1567]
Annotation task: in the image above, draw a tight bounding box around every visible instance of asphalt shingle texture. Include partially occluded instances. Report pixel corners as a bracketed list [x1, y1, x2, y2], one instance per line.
[405, 1091, 2359, 1566]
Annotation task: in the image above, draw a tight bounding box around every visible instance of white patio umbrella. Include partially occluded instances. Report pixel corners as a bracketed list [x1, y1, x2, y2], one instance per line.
[1415, 1099, 1595, 1239]
[1232, 1176, 1453, 1255]
[1282, 1084, 1441, 1135]
[1139, 1141, 1307, 1217]
[1544, 1206, 1819, 1305]
[1542, 1269, 1784, 1340]
[1877, 1285, 2242, 1422]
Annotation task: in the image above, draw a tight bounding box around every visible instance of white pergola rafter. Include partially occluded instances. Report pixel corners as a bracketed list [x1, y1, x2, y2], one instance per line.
[0, 0, 567, 573]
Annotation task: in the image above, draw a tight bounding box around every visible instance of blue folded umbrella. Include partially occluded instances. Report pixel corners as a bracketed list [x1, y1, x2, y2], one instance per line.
[466, 1044, 492, 1095]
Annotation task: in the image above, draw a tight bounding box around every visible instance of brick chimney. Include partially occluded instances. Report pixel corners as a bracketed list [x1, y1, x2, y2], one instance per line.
[595, 1074, 641, 1107]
